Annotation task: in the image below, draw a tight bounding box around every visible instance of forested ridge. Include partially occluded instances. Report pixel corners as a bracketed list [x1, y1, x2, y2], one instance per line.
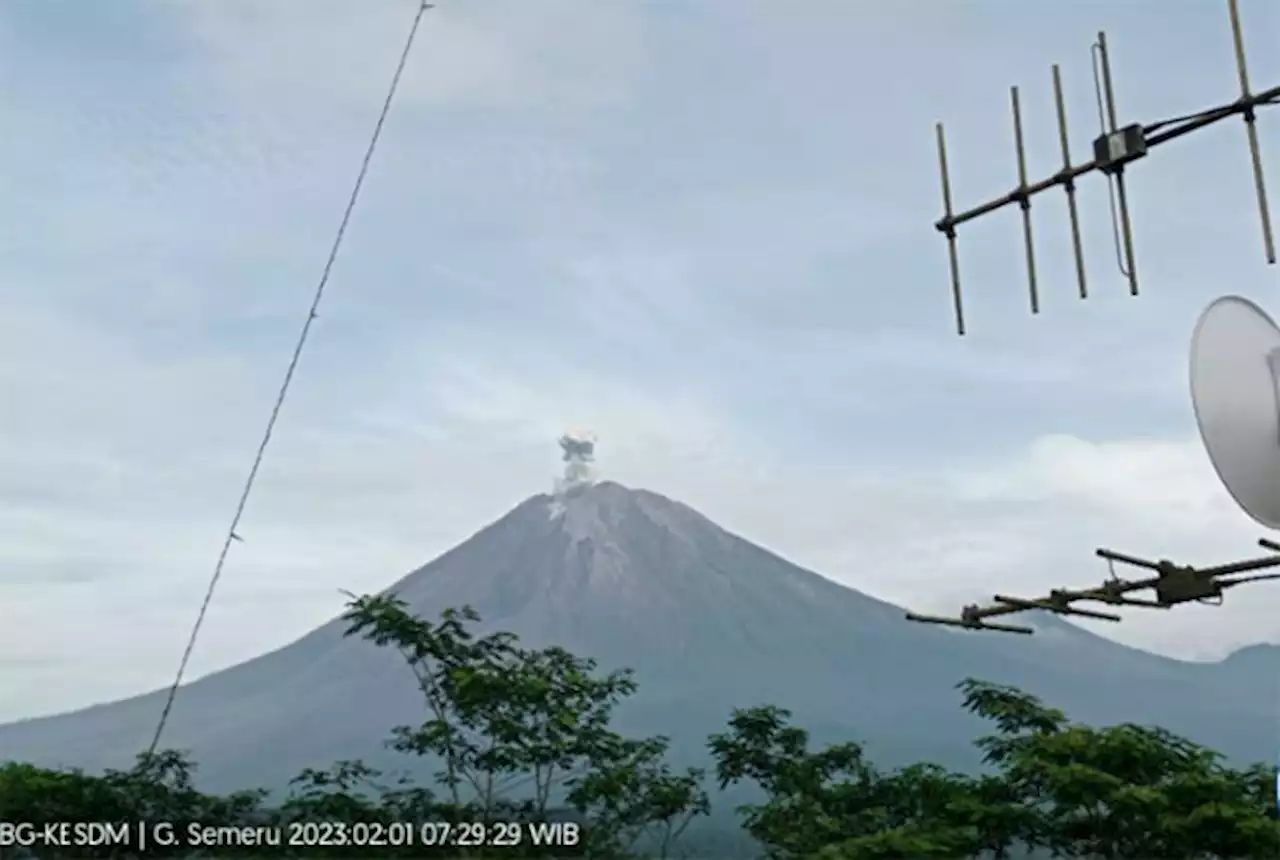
[0, 594, 1274, 859]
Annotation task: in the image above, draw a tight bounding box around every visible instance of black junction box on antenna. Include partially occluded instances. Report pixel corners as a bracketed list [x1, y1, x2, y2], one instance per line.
[1093, 124, 1148, 173]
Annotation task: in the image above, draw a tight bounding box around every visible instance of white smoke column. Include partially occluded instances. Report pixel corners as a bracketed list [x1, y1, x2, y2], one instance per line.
[558, 429, 598, 490]
[550, 429, 598, 517]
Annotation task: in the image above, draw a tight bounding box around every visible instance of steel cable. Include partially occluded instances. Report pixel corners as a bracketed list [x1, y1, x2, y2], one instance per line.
[144, 1, 434, 758]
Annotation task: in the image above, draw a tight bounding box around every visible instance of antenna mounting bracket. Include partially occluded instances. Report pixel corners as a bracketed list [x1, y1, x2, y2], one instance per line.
[1092, 124, 1148, 174]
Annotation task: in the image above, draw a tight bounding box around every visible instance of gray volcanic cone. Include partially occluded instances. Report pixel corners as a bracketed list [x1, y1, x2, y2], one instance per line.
[396, 482, 908, 664]
[0, 482, 1273, 792]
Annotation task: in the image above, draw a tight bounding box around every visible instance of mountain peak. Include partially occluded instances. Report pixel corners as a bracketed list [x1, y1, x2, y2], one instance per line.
[544, 480, 699, 543]
[379, 479, 908, 663]
[1220, 643, 1278, 665]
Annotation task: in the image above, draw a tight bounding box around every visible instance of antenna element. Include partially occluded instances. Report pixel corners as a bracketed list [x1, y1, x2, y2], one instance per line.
[934, 1, 1278, 334]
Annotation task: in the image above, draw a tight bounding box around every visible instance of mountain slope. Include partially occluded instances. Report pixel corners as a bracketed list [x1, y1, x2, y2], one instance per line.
[0, 482, 1272, 791]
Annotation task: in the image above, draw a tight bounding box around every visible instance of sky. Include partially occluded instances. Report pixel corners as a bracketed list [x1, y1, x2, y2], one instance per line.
[1, 0, 1278, 722]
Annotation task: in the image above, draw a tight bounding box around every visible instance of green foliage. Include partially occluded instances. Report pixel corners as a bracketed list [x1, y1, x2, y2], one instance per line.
[709, 707, 1002, 859]
[958, 679, 1280, 859]
[568, 734, 710, 857]
[713, 678, 1279, 860]
[340, 593, 709, 856]
[0, 597, 1275, 859]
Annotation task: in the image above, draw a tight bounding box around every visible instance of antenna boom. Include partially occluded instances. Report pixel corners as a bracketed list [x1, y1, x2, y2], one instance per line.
[906, 542, 1280, 635]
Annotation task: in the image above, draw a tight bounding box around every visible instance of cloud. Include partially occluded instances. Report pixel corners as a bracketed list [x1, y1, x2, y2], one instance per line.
[183, 0, 647, 113]
[1, 0, 1279, 724]
[684, 432, 1269, 663]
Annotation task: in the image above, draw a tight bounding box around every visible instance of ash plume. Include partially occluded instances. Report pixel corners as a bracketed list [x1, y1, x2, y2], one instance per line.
[550, 430, 598, 514]
[560, 430, 596, 485]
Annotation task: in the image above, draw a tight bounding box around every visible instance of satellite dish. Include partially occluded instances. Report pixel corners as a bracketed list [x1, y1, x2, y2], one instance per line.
[1190, 295, 1280, 530]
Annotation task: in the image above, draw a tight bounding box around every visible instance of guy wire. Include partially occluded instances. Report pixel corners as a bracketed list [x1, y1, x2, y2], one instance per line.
[144, 1, 435, 759]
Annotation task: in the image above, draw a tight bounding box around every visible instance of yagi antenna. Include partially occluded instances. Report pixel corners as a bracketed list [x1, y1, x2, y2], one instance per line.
[935, 0, 1278, 335]
[905, 543, 1280, 635]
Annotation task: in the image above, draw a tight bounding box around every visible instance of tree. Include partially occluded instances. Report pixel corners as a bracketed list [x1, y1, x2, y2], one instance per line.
[959, 678, 1280, 860]
[713, 680, 1278, 860]
[0, 750, 268, 859]
[568, 734, 709, 858]
[706, 704, 978, 859]
[277, 759, 387, 823]
[103, 749, 267, 831]
[341, 593, 708, 857]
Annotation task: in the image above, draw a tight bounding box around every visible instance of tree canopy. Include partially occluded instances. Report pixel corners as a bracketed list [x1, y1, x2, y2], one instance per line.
[0, 595, 1273, 858]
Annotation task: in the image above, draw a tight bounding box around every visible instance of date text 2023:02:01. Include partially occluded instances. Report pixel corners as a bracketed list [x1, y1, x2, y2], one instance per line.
[0, 819, 585, 854]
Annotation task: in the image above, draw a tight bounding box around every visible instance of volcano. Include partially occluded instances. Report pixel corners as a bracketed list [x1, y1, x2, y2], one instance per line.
[0, 482, 1273, 790]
